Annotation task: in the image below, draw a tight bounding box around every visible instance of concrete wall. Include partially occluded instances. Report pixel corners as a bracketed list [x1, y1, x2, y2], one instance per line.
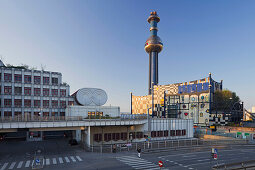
[65, 105, 120, 118]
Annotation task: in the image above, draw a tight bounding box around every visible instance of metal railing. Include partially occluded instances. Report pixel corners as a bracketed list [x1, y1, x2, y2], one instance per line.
[82, 138, 248, 153]
[212, 159, 255, 169]
[0, 115, 148, 123]
[0, 116, 83, 122]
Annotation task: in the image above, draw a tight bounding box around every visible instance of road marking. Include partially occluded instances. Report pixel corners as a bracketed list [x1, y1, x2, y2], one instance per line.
[52, 158, 57, 164]
[64, 157, 70, 163]
[59, 157, 63, 164]
[25, 161, 30, 168]
[0, 163, 8, 170]
[118, 159, 151, 164]
[46, 159, 50, 165]
[189, 168, 194, 170]
[76, 156, 82, 161]
[8, 162, 16, 169]
[179, 164, 183, 166]
[17, 161, 23, 169]
[70, 156, 76, 162]
[198, 159, 210, 162]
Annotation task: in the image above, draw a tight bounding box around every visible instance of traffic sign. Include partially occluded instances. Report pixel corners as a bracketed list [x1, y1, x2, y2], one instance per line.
[158, 160, 163, 167]
[213, 153, 218, 160]
[35, 159, 40, 163]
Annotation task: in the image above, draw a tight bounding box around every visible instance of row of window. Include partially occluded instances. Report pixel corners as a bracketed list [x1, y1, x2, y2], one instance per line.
[1, 73, 59, 84]
[2, 86, 66, 96]
[151, 130, 186, 137]
[1, 111, 65, 117]
[1, 99, 74, 108]
[94, 132, 144, 142]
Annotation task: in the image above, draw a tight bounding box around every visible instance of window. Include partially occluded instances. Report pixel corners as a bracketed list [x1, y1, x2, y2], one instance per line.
[14, 74, 22, 82]
[52, 77, 58, 85]
[176, 130, 182, 136]
[24, 87, 31, 95]
[136, 132, 143, 139]
[4, 111, 12, 117]
[43, 88, 49, 96]
[34, 88, 41, 96]
[60, 112, 65, 116]
[24, 75, 31, 83]
[14, 87, 22, 95]
[4, 86, 12, 94]
[68, 101, 74, 106]
[52, 89, 58, 96]
[121, 133, 127, 140]
[4, 73, 12, 82]
[151, 131, 157, 137]
[94, 134, 102, 142]
[4, 99, 12, 107]
[43, 100, 49, 108]
[104, 133, 112, 142]
[14, 112, 22, 116]
[158, 131, 163, 137]
[34, 100, 40, 107]
[52, 112, 58, 116]
[129, 132, 136, 139]
[43, 112, 49, 117]
[170, 130, 176, 136]
[43, 77, 49, 85]
[24, 100, 31, 107]
[60, 89, 66, 96]
[60, 101, 66, 108]
[112, 133, 116, 141]
[14, 99, 22, 107]
[182, 130, 186, 136]
[52, 100, 58, 108]
[164, 130, 169, 137]
[34, 76, 41, 84]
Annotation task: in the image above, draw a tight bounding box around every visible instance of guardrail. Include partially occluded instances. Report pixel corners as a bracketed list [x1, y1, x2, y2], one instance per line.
[212, 159, 255, 169]
[83, 138, 248, 153]
[0, 116, 148, 123]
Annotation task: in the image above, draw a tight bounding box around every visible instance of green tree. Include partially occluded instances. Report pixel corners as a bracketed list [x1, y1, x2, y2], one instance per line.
[212, 89, 240, 111]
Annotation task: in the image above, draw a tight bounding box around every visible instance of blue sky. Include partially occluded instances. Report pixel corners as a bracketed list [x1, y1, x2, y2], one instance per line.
[0, 0, 254, 112]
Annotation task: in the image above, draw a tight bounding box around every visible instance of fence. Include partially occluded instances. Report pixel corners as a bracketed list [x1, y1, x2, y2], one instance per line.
[0, 116, 83, 122]
[0, 115, 147, 123]
[83, 138, 248, 153]
[212, 159, 255, 169]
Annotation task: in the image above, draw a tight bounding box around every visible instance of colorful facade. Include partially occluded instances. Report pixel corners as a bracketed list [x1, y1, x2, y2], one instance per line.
[132, 74, 223, 126]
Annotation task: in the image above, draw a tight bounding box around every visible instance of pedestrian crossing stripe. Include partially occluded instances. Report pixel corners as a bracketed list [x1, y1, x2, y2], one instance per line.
[116, 156, 169, 170]
[0, 156, 83, 170]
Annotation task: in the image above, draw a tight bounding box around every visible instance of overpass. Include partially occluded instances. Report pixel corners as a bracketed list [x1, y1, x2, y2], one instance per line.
[0, 116, 147, 132]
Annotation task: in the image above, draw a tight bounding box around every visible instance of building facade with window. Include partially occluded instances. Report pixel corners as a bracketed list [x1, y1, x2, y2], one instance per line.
[131, 73, 223, 126]
[0, 61, 74, 119]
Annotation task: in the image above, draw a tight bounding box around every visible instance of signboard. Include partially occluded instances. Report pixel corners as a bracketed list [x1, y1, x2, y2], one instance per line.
[158, 161, 163, 167]
[178, 82, 209, 94]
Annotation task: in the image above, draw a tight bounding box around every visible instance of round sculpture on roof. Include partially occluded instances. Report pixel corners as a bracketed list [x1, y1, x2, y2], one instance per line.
[74, 88, 107, 106]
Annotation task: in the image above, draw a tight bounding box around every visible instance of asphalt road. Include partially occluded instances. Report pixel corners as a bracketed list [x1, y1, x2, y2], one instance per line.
[1, 139, 255, 170]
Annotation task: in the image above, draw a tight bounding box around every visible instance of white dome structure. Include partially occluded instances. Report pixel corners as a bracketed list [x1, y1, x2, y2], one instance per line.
[74, 88, 107, 106]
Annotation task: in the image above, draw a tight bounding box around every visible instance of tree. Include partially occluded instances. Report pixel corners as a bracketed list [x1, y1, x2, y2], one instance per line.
[212, 89, 240, 111]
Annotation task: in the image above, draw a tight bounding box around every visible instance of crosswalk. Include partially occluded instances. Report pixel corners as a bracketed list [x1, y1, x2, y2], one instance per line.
[0, 155, 83, 170]
[117, 155, 168, 170]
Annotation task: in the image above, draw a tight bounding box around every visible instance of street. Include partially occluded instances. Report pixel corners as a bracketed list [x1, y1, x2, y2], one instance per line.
[1, 139, 255, 170]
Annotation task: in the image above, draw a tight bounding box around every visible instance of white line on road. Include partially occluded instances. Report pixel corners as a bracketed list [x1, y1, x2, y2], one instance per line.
[64, 157, 70, 163]
[70, 156, 76, 162]
[52, 158, 57, 165]
[46, 159, 50, 165]
[8, 162, 16, 170]
[118, 159, 151, 164]
[0, 163, 8, 170]
[189, 168, 194, 170]
[25, 161, 30, 168]
[197, 159, 210, 162]
[76, 156, 82, 161]
[59, 157, 63, 164]
[17, 161, 23, 169]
